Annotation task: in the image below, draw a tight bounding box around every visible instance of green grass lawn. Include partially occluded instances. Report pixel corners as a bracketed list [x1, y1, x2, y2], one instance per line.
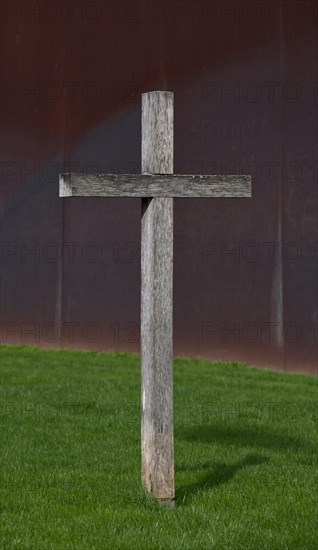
[0, 344, 317, 549]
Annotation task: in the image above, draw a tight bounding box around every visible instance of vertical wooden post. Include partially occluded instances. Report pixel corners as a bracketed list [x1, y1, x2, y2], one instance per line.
[141, 91, 174, 505]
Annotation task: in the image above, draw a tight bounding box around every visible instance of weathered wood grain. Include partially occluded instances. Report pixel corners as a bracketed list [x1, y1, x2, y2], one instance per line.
[142, 91, 173, 174]
[59, 173, 251, 198]
[141, 91, 175, 504]
[58, 89, 253, 507]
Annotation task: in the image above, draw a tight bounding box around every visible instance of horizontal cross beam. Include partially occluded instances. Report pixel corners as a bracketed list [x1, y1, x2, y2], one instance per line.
[59, 173, 251, 198]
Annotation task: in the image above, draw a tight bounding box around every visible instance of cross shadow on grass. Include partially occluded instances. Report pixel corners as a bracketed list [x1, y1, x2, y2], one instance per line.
[178, 423, 314, 454]
[174, 421, 315, 506]
[175, 453, 269, 506]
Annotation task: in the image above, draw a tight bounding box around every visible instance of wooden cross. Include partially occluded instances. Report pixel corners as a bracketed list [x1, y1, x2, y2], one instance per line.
[59, 91, 251, 507]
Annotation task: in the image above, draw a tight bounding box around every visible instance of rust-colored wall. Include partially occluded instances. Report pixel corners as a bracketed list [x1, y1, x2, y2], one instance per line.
[1, 1, 317, 374]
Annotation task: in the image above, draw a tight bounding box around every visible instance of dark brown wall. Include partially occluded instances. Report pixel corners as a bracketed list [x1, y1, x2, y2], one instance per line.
[1, 0, 317, 374]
